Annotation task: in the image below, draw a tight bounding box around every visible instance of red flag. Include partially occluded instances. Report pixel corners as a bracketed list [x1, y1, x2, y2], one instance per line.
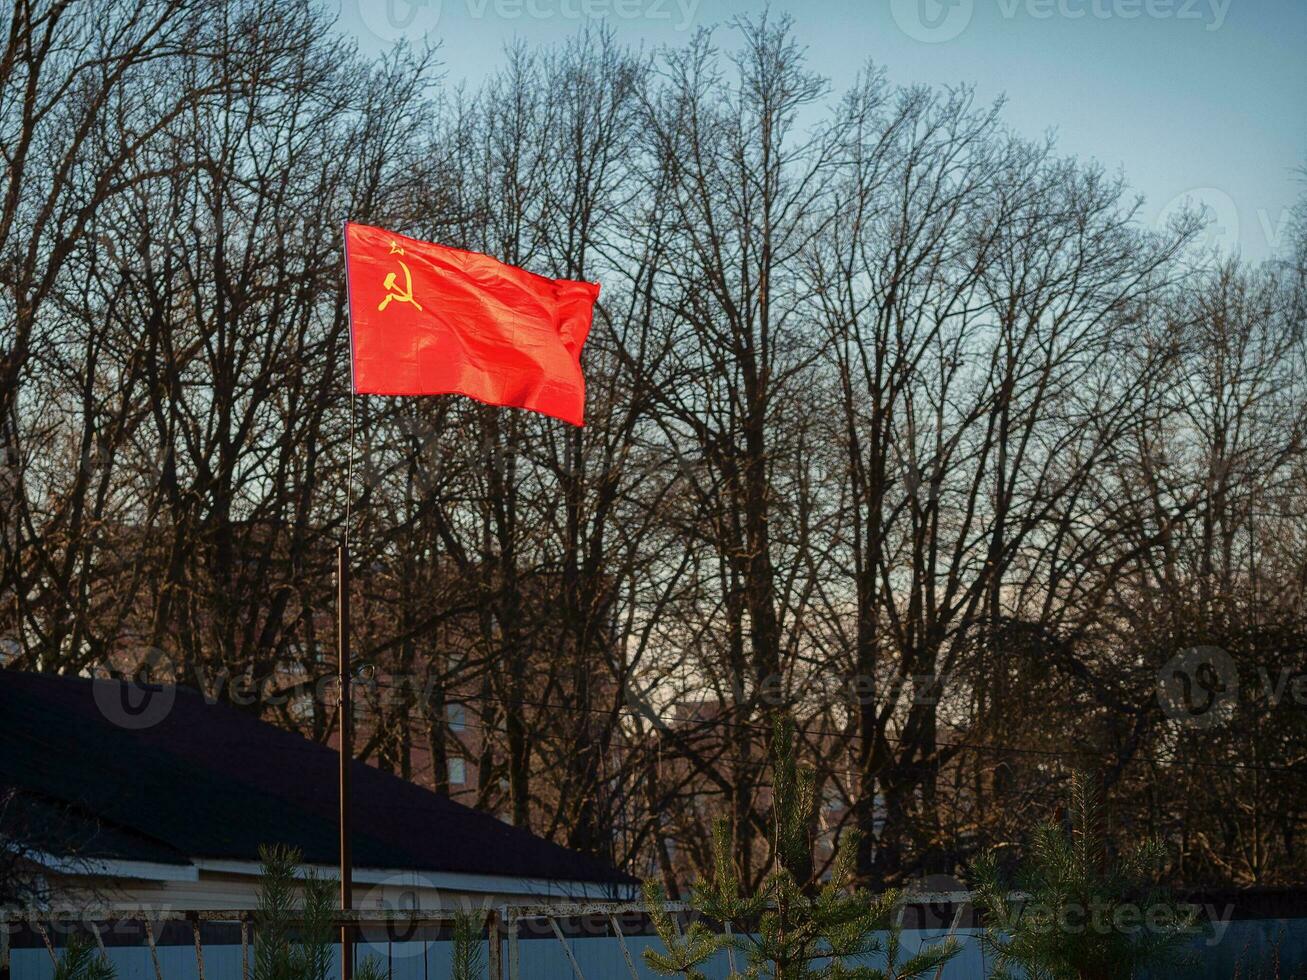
[344, 222, 599, 426]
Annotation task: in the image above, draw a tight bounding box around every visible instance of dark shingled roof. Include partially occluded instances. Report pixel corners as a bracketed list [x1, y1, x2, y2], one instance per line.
[0, 670, 635, 888]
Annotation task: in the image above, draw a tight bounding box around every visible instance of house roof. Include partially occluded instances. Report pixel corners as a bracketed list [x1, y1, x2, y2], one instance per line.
[0, 670, 635, 888]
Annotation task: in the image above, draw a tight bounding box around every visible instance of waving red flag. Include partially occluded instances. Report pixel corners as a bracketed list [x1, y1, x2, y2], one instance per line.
[344, 222, 599, 426]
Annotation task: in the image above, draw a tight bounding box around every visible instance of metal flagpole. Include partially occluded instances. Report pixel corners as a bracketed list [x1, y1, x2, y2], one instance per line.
[340, 220, 358, 980]
[337, 540, 353, 980]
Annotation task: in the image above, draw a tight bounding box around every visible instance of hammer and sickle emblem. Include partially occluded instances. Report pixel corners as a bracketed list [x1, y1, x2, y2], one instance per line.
[378, 241, 423, 312]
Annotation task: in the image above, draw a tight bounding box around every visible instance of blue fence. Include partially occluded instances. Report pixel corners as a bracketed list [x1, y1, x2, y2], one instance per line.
[8, 922, 1307, 980]
[9, 931, 984, 980]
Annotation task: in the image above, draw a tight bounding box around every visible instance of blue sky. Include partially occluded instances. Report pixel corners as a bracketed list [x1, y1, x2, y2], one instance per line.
[333, 0, 1306, 262]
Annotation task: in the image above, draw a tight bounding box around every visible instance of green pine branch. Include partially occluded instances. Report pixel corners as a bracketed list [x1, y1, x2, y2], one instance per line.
[644, 715, 961, 980]
[970, 771, 1198, 980]
[52, 935, 116, 980]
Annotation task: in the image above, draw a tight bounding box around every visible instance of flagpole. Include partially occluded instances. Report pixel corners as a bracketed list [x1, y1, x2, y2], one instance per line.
[340, 220, 357, 980]
[337, 541, 353, 980]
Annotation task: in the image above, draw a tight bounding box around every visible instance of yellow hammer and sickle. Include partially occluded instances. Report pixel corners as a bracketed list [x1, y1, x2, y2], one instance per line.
[378, 258, 422, 312]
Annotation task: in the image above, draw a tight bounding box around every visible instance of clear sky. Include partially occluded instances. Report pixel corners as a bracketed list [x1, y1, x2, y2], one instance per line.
[331, 0, 1306, 262]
